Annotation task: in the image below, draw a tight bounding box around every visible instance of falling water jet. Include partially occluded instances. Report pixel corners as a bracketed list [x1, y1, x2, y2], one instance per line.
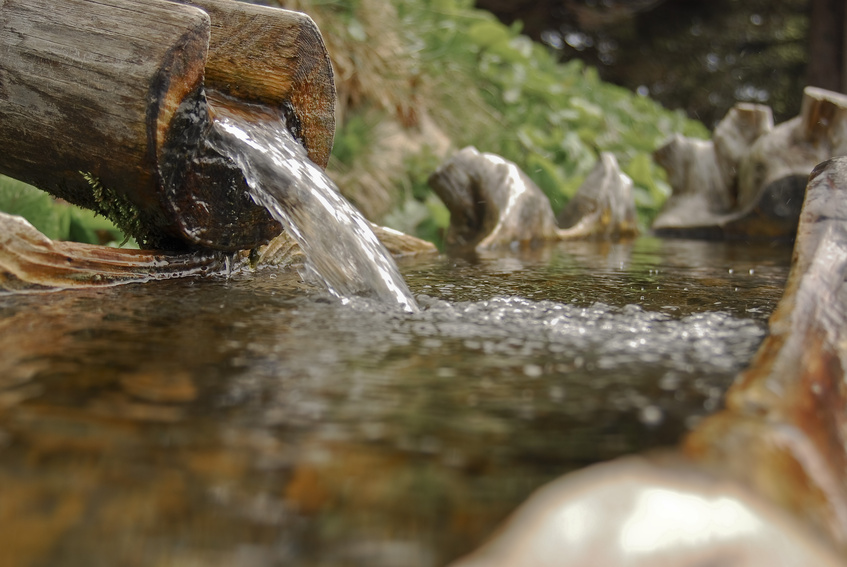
[206, 104, 418, 313]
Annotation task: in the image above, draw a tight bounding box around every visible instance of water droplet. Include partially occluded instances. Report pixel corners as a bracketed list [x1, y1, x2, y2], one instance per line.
[549, 385, 565, 401]
[523, 364, 543, 378]
[639, 405, 663, 426]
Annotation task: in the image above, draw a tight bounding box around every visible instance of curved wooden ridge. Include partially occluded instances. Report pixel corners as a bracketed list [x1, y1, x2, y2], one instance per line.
[0, 0, 336, 251]
[428, 147, 638, 251]
[685, 157, 847, 549]
[449, 158, 847, 566]
[0, 210, 435, 292]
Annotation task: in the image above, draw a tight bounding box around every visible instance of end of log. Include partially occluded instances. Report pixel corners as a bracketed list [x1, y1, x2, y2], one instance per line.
[182, 0, 336, 169]
[557, 152, 639, 240]
[800, 87, 847, 151]
[0, 0, 336, 252]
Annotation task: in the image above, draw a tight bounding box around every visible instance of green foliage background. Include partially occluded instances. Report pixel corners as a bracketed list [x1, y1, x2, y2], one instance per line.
[0, 175, 130, 246]
[0, 0, 709, 248]
[408, 0, 709, 210]
[282, 0, 709, 245]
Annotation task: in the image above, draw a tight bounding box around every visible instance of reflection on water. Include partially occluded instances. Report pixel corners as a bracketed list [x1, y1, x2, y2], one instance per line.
[0, 237, 791, 566]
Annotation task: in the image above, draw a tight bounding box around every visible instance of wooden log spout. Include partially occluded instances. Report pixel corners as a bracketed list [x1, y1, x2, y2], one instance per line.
[0, 0, 336, 251]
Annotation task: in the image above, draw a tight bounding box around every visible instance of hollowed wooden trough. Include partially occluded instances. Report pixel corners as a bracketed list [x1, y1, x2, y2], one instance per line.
[0, 0, 335, 251]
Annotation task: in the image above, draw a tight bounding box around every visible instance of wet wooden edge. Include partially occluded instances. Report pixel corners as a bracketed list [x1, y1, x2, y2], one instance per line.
[450, 158, 847, 565]
[683, 157, 847, 552]
[0, 212, 434, 292]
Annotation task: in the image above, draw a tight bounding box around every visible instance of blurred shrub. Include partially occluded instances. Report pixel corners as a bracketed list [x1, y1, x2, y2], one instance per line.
[0, 175, 134, 247]
[1, 0, 710, 248]
[396, 0, 709, 229]
[278, 0, 709, 240]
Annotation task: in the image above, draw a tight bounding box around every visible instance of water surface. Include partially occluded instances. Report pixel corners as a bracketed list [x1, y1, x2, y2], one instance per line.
[0, 237, 791, 566]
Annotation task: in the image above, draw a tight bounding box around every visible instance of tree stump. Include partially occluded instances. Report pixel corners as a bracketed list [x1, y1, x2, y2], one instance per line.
[654, 88, 847, 240]
[737, 87, 847, 212]
[713, 103, 774, 196]
[0, 0, 335, 251]
[652, 103, 773, 235]
[557, 152, 638, 240]
[428, 147, 561, 250]
[428, 147, 637, 252]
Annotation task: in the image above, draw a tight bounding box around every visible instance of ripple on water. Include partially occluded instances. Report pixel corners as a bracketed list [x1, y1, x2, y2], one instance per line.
[0, 237, 791, 567]
[244, 291, 769, 446]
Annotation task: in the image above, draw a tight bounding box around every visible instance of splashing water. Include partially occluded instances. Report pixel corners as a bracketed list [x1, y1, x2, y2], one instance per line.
[208, 113, 418, 313]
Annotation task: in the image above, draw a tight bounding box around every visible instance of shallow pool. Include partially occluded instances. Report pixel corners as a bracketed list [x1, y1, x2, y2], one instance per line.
[0, 237, 792, 566]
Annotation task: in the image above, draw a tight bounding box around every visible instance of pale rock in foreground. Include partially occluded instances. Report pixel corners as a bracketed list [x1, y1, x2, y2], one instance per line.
[450, 457, 843, 567]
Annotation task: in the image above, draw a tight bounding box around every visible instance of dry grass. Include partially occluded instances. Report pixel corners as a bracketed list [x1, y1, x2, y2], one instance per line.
[279, 0, 421, 126]
[264, 0, 455, 220]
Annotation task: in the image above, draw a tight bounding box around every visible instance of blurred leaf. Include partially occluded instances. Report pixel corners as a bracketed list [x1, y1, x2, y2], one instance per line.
[0, 175, 70, 240]
[0, 174, 130, 245]
[467, 20, 512, 49]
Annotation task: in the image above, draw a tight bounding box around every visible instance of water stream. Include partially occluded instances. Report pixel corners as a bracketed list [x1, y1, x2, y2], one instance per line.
[0, 237, 792, 566]
[206, 113, 418, 313]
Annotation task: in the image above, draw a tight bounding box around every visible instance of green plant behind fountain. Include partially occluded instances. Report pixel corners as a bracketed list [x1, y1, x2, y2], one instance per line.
[0, 174, 135, 247]
[0, 0, 708, 248]
[276, 0, 709, 243]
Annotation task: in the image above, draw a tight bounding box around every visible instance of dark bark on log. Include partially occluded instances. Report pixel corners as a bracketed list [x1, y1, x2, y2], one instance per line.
[807, 0, 846, 93]
[0, 0, 211, 249]
[0, 0, 336, 251]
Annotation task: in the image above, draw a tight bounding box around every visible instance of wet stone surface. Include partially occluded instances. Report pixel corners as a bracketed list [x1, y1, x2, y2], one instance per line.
[0, 237, 791, 567]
